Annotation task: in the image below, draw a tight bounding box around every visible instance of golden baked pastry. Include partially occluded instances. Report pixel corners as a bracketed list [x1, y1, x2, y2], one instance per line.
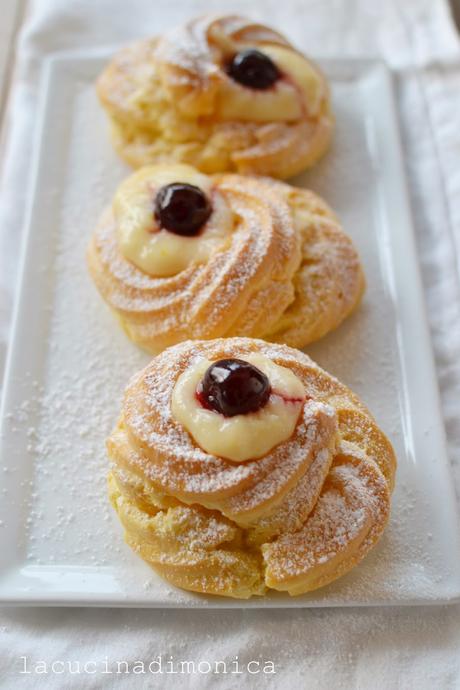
[97, 14, 333, 178]
[107, 337, 396, 598]
[87, 164, 364, 353]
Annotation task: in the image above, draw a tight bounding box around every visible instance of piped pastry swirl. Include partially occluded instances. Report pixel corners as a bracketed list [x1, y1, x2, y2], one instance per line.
[87, 164, 365, 353]
[107, 338, 396, 598]
[97, 14, 333, 178]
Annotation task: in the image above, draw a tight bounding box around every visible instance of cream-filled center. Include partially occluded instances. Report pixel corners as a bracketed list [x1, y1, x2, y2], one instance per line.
[216, 45, 326, 122]
[171, 354, 306, 462]
[113, 164, 233, 277]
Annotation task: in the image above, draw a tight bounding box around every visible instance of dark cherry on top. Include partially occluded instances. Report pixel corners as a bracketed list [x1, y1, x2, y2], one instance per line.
[197, 358, 272, 417]
[154, 183, 212, 236]
[226, 49, 280, 90]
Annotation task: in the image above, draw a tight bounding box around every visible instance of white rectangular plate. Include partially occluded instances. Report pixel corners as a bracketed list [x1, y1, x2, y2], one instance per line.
[0, 51, 459, 608]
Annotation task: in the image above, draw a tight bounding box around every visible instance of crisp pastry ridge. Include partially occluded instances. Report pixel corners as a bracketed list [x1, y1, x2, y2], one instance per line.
[97, 14, 333, 178]
[87, 165, 365, 353]
[107, 338, 396, 599]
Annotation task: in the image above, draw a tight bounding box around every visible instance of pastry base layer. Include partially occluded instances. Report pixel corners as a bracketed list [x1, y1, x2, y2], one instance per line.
[97, 15, 334, 179]
[107, 338, 395, 599]
[87, 175, 365, 354]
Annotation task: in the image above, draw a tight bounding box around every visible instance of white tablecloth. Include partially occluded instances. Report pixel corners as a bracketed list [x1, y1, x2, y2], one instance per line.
[1, 0, 460, 687]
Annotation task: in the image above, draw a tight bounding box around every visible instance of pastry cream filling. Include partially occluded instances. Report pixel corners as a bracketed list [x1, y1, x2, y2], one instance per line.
[216, 45, 325, 122]
[114, 164, 233, 277]
[171, 354, 306, 462]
